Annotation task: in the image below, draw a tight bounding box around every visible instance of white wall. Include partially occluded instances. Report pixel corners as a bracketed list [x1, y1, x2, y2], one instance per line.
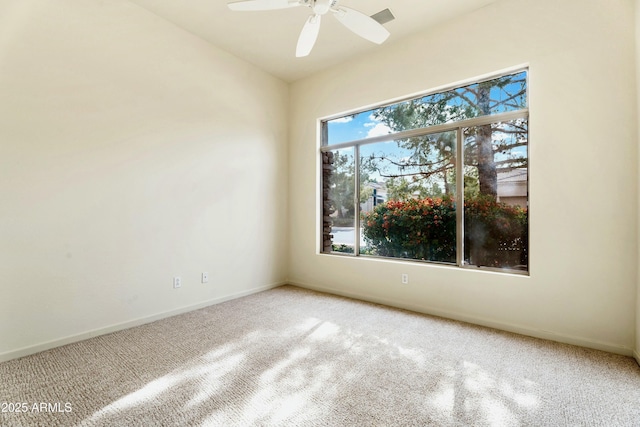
[0, 0, 289, 360]
[289, 0, 638, 355]
[636, 0, 640, 364]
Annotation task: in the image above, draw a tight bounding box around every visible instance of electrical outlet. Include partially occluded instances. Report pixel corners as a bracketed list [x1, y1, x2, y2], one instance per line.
[401, 273, 409, 284]
[202, 272, 209, 284]
[173, 277, 182, 289]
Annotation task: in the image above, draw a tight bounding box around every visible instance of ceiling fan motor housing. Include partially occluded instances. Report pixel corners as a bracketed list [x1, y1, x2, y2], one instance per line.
[312, 0, 338, 15]
[228, 0, 389, 56]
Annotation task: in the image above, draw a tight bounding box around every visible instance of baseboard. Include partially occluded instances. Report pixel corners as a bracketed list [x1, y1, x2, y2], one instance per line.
[0, 281, 284, 363]
[288, 281, 634, 357]
[634, 350, 640, 367]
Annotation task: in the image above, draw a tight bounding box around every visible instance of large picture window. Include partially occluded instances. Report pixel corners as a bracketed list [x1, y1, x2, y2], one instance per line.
[320, 70, 528, 273]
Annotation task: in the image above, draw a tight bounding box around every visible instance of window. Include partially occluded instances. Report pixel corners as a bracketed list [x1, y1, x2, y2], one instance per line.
[320, 70, 528, 273]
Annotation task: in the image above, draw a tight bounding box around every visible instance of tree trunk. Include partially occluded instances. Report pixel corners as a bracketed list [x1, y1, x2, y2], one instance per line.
[476, 84, 497, 200]
[477, 124, 497, 199]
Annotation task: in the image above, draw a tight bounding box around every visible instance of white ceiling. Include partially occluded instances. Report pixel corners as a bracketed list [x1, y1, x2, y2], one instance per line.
[128, 0, 501, 82]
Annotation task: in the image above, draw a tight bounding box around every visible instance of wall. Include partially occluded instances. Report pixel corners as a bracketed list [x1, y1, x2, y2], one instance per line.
[0, 0, 289, 360]
[289, 0, 638, 355]
[636, 0, 640, 365]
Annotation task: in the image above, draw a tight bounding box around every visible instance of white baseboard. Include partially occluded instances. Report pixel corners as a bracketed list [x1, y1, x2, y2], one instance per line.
[288, 281, 634, 357]
[634, 350, 640, 367]
[0, 282, 284, 363]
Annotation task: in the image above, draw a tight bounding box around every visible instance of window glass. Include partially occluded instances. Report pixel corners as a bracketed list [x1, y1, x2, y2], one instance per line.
[322, 148, 355, 253]
[325, 71, 527, 146]
[321, 69, 528, 274]
[463, 120, 528, 270]
[359, 132, 457, 263]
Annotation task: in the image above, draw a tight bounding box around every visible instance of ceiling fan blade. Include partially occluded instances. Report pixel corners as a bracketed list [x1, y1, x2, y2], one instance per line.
[333, 6, 390, 44]
[228, 0, 300, 11]
[296, 14, 321, 57]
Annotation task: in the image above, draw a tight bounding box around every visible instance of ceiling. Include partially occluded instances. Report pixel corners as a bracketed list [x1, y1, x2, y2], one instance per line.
[128, 0, 501, 82]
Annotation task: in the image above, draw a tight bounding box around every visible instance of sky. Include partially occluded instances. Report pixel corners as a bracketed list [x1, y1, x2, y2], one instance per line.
[326, 111, 392, 146]
[325, 70, 527, 147]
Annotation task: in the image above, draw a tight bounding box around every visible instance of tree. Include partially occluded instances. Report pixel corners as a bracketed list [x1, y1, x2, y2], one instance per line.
[369, 72, 527, 201]
[359, 71, 529, 268]
[327, 151, 375, 225]
[385, 176, 444, 201]
[329, 151, 354, 222]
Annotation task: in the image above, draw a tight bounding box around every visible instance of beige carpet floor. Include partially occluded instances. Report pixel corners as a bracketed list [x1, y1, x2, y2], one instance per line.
[1, 285, 639, 426]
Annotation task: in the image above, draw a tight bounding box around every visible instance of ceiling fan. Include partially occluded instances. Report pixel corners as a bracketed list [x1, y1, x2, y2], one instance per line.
[227, 0, 391, 57]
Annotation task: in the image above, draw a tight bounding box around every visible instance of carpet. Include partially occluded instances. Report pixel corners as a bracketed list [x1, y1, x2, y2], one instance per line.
[1, 285, 639, 426]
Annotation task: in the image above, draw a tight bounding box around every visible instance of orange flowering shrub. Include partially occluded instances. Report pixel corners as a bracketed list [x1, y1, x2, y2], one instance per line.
[362, 195, 527, 267]
[464, 196, 528, 268]
[362, 197, 457, 262]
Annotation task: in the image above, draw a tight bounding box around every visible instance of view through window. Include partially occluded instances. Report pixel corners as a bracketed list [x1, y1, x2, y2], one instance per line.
[321, 70, 528, 273]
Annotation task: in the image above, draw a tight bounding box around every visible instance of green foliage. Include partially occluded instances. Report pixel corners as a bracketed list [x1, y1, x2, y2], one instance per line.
[331, 244, 375, 255]
[328, 151, 375, 225]
[328, 151, 355, 221]
[464, 195, 528, 268]
[371, 72, 528, 199]
[362, 196, 528, 268]
[362, 197, 457, 263]
[360, 185, 374, 205]
[386, 176, 444, 201]
[331, 244, 354, 254]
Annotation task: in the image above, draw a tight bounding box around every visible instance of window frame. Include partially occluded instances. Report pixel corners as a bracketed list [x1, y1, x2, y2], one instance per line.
[319, 69, 529, 275]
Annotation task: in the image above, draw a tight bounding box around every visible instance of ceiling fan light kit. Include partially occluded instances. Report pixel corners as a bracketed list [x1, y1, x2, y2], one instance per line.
[227, 0, 391, 57]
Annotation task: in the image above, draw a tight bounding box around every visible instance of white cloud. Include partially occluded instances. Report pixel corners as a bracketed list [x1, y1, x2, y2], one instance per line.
[364, 122, 375, 128]
[330, 116, 353, 124]
[367, 123, 392, 138]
